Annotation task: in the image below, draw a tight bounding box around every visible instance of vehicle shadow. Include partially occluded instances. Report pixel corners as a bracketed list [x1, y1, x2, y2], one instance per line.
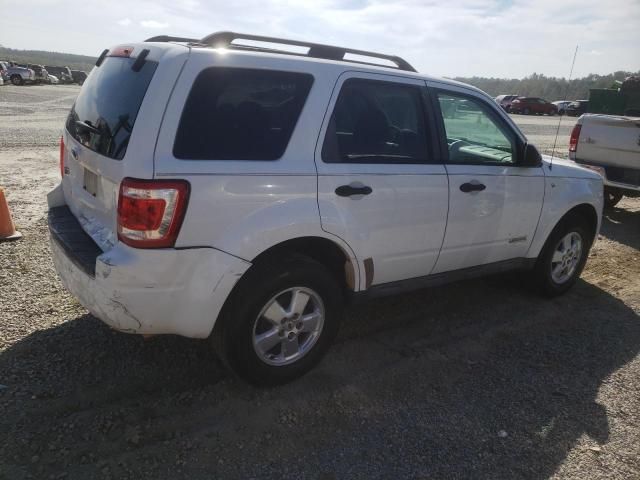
[601, 206, 640, 250]
[0, 275, 638, 479]
[324, 276, 640, 478]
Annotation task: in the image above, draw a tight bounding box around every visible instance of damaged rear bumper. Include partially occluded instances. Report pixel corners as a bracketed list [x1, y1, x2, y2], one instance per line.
[48, 206, 250, 338]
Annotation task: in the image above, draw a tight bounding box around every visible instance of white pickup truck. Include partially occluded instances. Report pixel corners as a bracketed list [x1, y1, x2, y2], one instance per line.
[570, 113, 640, 208]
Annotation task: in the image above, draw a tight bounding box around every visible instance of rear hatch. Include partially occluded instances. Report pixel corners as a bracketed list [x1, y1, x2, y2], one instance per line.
[577, 114, 640, 169]
[61, 43, 188, 251]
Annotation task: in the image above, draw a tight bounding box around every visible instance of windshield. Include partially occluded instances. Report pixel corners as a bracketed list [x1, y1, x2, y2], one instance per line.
[65, 56, 157, 160]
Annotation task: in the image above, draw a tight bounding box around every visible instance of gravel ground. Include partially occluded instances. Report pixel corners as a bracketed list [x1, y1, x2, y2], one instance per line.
[1, 84, 639, 480]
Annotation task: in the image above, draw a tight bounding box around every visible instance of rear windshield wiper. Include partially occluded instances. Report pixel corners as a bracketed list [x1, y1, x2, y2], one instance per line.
[75, 120, 101, 135]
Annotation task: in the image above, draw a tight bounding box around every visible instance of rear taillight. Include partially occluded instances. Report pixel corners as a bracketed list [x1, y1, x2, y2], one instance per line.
[59, 136, 64, 177]
[117, 178, 190, 248]
[569, 124, 581, 153]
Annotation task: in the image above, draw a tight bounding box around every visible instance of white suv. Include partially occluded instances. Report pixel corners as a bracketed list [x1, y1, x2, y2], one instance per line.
[48, 32, 603, 385]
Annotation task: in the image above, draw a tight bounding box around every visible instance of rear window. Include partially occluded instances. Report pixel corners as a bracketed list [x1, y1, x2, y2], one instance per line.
[65, 56, 157, 160]
[173, 68, 313, 161]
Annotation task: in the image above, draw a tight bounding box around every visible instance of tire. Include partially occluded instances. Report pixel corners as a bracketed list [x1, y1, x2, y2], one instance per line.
[523, 107, 530, 115]
[214, 254, 343, 386]
[604, 187, 623, 209]
[549, 110, 556, 116]
[532, 215, 592, 297]
[10, 75, 23, 86]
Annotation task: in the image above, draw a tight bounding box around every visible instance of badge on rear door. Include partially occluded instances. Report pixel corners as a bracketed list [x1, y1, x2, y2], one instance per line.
[83, 168, 98, 197]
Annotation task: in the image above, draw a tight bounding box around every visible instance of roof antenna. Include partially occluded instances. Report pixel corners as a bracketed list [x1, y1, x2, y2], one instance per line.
[550, 45, 579, 170]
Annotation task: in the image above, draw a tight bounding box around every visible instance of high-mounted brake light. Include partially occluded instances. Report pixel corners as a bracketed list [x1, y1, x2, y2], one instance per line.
[110, 46, 135, 58]
[59, 136, 65, 177]
[569, 124, 581, 153]
[117, 178, 190, 248]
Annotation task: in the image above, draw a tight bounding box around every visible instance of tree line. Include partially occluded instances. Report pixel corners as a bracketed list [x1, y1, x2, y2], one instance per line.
[452, 71, 640, 101]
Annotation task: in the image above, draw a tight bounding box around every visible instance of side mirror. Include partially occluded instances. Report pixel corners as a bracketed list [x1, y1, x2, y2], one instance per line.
[521, 143, 542, 167]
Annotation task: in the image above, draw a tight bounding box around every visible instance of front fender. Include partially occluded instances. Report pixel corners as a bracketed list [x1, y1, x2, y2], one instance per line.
[526, 177, 603, 258]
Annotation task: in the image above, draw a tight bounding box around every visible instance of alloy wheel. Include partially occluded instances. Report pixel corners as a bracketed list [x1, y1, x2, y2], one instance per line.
[551, 232, 583, 284]
[252, 287, 325, 366]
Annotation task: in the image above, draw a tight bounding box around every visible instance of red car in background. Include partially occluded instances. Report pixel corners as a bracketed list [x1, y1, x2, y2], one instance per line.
[510, 97, 558, 115]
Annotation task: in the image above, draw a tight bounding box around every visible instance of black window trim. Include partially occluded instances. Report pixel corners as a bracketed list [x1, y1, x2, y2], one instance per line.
[431, 88, 527, 168]
[321, 76, 438, 166]
[173, 66, 315, 162]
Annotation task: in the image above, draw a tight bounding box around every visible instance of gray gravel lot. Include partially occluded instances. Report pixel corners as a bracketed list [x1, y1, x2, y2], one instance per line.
[0, 84, 639, 480]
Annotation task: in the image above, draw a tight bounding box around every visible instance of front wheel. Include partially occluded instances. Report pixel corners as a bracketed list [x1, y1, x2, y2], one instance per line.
[532, 216, 591, 297]
[523, 107, 530, 115]
[214, 254, 343, 386]
[10, 75, 23, 86]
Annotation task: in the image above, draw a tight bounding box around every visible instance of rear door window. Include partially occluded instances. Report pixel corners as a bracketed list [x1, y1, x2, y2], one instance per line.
[173, 68, 313, 161]
[65, 56, 158, 160]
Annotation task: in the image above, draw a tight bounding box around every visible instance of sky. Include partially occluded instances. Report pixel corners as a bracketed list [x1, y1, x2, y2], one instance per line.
[0, 0, 639, 79]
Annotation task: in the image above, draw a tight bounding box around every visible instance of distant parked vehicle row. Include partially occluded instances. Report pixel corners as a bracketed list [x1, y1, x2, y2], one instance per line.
[495, 95, 590, 116]
[0, 61, 88, 86]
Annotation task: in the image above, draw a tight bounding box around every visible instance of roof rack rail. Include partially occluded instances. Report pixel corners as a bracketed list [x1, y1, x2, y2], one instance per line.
[199, 31, 417, 72]
[145, 35, 200, 43]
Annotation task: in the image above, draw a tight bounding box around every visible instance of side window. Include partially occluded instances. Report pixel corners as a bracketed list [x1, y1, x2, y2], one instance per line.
[436, 92, 516, 165]
[174, 68, 313, 161]
[322, 78, 430, 164]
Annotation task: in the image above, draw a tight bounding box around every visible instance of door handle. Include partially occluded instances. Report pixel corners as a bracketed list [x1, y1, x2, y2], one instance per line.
[335, 184, 373, 197]
[459, 182, 486, 193]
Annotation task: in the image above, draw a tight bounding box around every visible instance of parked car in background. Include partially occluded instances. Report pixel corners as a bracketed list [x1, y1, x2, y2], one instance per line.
[70, 70, 88, 85]
[48, 74, 59, 84]
[510, 97, 558, 115]
[1, 61, 36, 85]
[0, 61, 8, 83]
[566, 100, 589, 117]
[495, 94, 519, 112]
[27, 64, 49, 83]
[49, 32, 603, 385]
[45, 65, 73, 83]
[570, 113, 640, 208]
[552, 100, 572, 115]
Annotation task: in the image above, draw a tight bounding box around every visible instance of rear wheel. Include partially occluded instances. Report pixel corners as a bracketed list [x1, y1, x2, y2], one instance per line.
[523, 107, 530, 115]
[604, 187, 623, 209]
[214, 254, 343, 386]
[532, 215, 591, 297]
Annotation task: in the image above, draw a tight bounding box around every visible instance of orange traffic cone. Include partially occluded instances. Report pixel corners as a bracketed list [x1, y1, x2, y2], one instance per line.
[0, 188, 22, 242]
